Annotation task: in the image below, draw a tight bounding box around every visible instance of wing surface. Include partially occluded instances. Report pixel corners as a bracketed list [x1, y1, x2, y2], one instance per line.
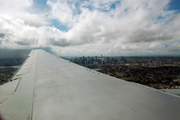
[1, 49, 180, 120]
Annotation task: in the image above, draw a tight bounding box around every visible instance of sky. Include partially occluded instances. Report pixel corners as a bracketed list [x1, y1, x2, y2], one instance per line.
[0, 0, 180, 57]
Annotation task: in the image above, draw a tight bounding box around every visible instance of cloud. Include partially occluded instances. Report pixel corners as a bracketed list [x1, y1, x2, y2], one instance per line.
[168, 42, 180, 51]
[0, 0, 180, 56]
[47, 0, 75, 27]
[0, 33, 5, 38]
[0, 48, 31, 58]
[0, 0, 48, 26]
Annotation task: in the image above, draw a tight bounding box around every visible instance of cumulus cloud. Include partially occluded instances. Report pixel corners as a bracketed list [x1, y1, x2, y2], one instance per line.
[0, 0, 180, 56]
[0, 0, 48, 26]
[47, 0, 76, 27]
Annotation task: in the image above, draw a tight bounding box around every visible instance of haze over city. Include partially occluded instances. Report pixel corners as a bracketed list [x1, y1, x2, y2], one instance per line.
[0, 0, 180, 57]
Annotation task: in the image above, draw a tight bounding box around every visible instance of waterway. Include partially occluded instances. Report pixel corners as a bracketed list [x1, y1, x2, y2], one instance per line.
[0, 65, 21, 69]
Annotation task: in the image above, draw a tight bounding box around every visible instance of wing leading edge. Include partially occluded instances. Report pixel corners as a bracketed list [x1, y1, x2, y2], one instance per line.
[0, 49, 180, 120]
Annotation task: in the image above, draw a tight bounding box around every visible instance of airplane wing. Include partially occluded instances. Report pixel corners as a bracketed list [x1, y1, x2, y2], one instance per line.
[0, 49, 180, 120]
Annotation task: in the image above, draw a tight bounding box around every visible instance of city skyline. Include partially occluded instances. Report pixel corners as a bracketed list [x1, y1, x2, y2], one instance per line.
[0, 0, 180, 56]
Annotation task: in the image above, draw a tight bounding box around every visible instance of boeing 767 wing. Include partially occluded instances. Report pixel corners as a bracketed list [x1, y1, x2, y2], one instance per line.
[0, 49, 180, 120]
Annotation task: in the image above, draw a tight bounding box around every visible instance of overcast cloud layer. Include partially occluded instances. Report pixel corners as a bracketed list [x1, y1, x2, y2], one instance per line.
[0, 0, 180, 56]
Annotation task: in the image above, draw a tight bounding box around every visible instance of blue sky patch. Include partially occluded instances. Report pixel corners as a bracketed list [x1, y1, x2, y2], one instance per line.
[33, 0, 50, 12]
[168, 0, 180, 11]
[50, 19, 69, 32]
[110, 1, 120, 9]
